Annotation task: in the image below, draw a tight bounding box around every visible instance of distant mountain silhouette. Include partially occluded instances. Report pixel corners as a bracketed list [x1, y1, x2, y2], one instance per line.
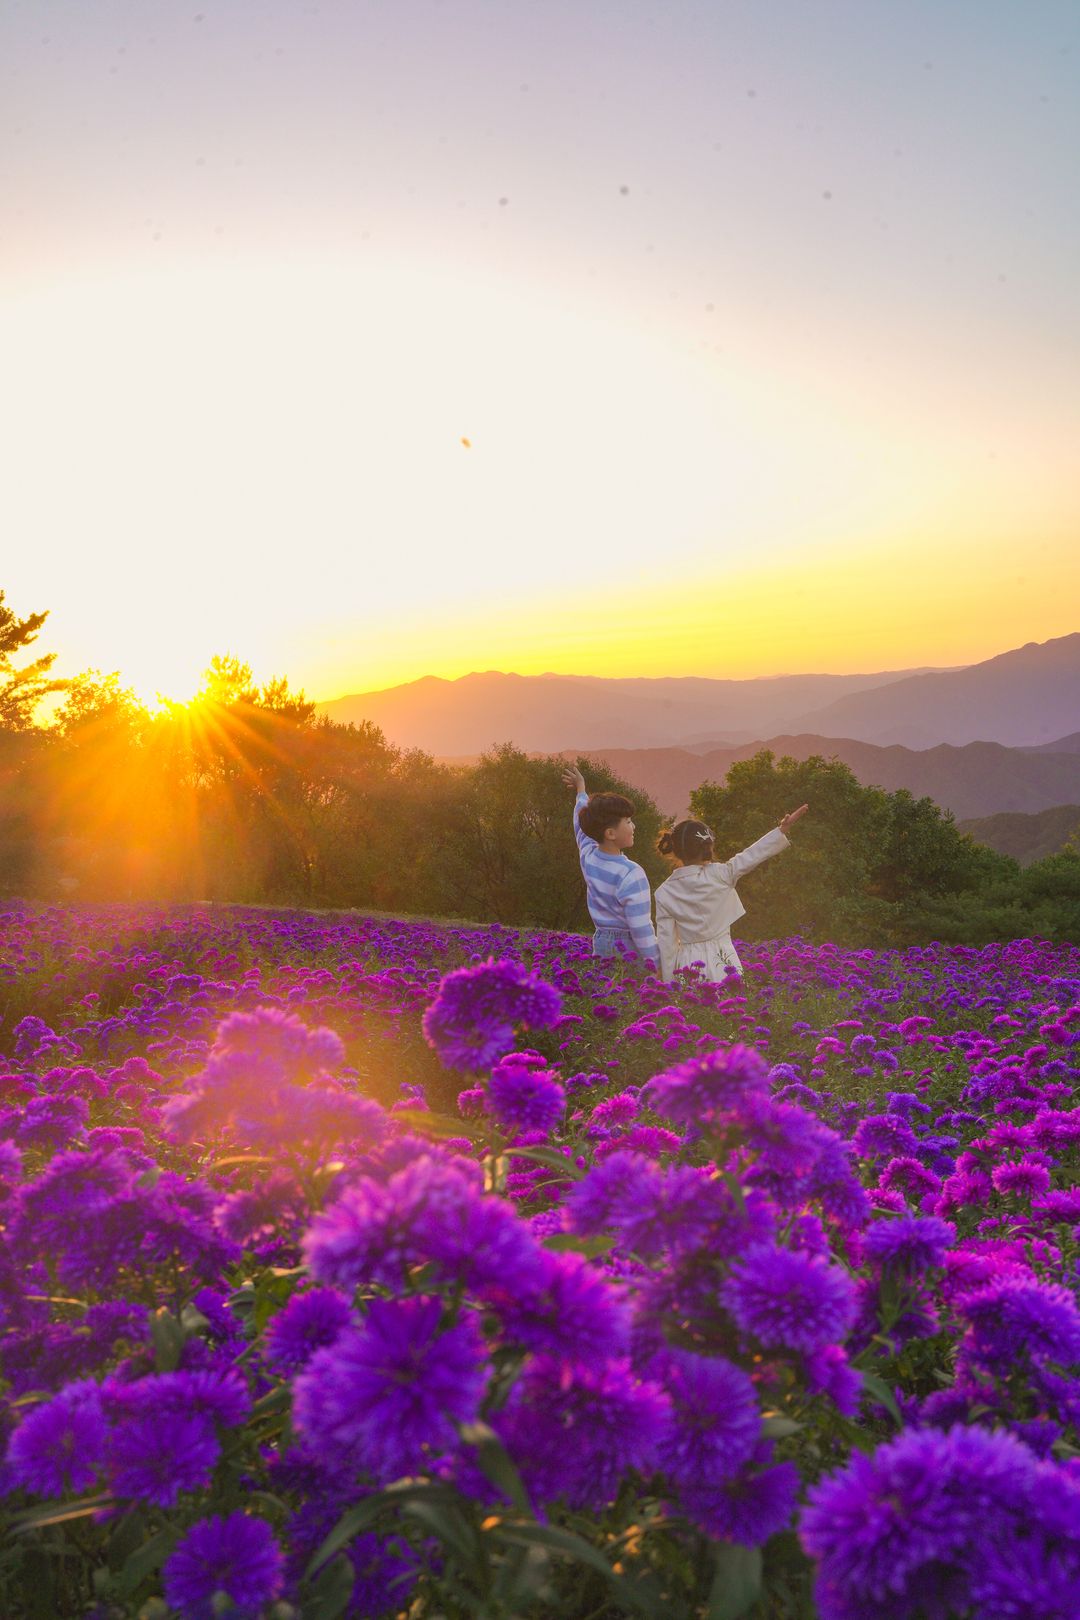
[318, 635, 1076, 754]
[317, 665, 954, 755]
[1021, 730, 1080, 755]
[787, 634, 1080, 747]
[561, 736, 1080, 821]
[958, 805, 1080, 865]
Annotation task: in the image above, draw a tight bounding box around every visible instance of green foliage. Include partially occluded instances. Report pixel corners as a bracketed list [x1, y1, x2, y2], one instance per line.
[692, 751, 894, 944]
[1, 609, 1077, 943]
[0, 590, 67, 731]
[690, 750, 1060, 946]
[958, 803, 1080, 866]
[435, 744, 666, 929]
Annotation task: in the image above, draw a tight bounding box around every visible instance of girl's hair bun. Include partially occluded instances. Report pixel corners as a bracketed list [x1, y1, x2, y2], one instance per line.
[663, 818, 716, 863]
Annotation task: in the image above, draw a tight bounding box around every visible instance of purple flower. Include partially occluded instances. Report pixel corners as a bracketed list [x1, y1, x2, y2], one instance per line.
[108, 1408, 220, 1506]
[862, 1214, 955, 1275]
[6, 1381, 107, 1497]
[496, 1355, 669, 1509]
[488, 1054, 566, 1135]
[646, 1044, 770, 1128]
[596, 1122, 682, 1159]
[264, 1288, 353, 1373]
[804, 1344, 862, 1416]
[304, 1154, 542, 1295]
[652, 1350, 760, 1489]
[991, 1160, 1052, 1198]
[682, 1456, 800, 1546]
[103, 1368, 251, 1431]
[564, 1151, 664, 1240]
[292, 1296, 486, 1483]
[163, 1512, 284, 1619]
[878, 1155, 942, 1201]
[422, 960, 561, 1070]
[484, 1249, 631, 1364]
[722, 1245, 857, 1354]
[1032, 1187, 1080, 1223]
[852, 1114, 919, 1159]
[587, 1092, 640, 1134]
[800, 1424, 1061, 1620]
[206, 1005, 345, 1078]
[956, 1277, 1080, 1372]
[347, 1531, 421, 1619]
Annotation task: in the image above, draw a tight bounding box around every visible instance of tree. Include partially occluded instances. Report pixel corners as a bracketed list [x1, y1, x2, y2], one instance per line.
[436, 745, 667, 929]
[0, 590, 67, 730]
[870, 788, 1016, 906]
[692, 751, 895, 944]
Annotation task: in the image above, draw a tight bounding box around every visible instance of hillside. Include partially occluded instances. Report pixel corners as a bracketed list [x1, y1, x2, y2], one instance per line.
[1022, 731, 1080, 755]
[957, 804, 1080, 865]
[789, 633, 1080, 747]
[562, 736, 1080, 821]
[316, 665, 950, 754]
[317, 635, 1078, 754]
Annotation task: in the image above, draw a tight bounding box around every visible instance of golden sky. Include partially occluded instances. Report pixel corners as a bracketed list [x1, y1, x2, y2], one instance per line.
[2, 3, 1077, 704]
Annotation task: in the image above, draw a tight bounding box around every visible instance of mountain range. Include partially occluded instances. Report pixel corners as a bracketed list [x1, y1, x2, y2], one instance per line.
[318, 633, 1079, 755]
[558, 736, 1080, 821]
[956, 805, 1080, 866]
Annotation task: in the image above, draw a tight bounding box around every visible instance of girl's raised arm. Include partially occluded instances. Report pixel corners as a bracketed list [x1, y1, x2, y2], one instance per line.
[779, 804, 809, 836]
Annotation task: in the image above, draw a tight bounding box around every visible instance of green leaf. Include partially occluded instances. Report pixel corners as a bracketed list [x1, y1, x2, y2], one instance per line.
[209, 1154, 275, 1170]
[305, 1482, 449, 1578]
[306, 1499, 388, 1578]
[760, 1415, 803, 1440]
[706, 1543, 762, 1620]
[505, 1145, 586, 1181]
[402, 1498, 481, 1568]
[460, 1421, 534, 1515]
[303, 1552, 355, 1620]
[542, 1232, 615, 1257]
[392, 1108, 472, 1141]
[492, 1522, 653, 1615]
[11, 1494, 116, 1533]
[719, 1170, 746, 1217]
[115, 1528, 179, 1599]
[150, 1307, 184, 1373]
[833, 1415, 878, 1456]
[860, 1370, 901, 1427]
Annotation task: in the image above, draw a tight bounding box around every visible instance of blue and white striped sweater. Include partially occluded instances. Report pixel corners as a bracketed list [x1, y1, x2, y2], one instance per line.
[574, 793, 659, 965]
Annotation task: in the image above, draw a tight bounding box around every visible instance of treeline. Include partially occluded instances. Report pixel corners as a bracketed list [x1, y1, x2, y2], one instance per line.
[1, 595, 1078, 943]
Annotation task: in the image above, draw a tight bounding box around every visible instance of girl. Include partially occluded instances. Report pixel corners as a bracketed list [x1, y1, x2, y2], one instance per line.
[654, 804, 808, 982]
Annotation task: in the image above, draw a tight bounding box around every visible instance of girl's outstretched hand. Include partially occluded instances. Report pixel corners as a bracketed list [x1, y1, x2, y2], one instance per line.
[562, 765, 586, 794]
[779, 804, 809, 835]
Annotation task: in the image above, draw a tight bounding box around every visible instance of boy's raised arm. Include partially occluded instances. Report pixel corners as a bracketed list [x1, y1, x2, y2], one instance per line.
[562, 765, 592, 853]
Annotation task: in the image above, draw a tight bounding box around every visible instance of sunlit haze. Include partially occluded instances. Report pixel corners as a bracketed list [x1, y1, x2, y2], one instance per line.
[3, 0, 1077, 704]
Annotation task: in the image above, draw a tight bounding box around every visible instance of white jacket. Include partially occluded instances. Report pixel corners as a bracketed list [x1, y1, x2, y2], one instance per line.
[654, 827, 789, 982]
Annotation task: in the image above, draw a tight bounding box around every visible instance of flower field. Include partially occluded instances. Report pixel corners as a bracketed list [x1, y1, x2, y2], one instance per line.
[0, 903, 1078, 1620]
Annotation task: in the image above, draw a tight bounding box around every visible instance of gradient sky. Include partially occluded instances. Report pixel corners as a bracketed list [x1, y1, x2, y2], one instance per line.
[2, 0, 1078, 703]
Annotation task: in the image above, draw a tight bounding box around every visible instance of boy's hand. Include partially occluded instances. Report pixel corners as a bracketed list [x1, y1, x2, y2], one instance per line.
[779, 804, 809, 836]
[562, 766, 586, 795]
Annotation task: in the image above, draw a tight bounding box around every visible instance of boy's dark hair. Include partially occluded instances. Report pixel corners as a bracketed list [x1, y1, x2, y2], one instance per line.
[579, 791, 634, 844]
[657, 818, 715, 863]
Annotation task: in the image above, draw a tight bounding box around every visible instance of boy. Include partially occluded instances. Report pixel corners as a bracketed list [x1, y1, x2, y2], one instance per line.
[562, 764, 660, 969]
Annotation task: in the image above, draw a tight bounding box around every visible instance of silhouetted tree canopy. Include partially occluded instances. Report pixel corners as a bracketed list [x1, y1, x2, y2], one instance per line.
[0, 592, 1075, 944]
